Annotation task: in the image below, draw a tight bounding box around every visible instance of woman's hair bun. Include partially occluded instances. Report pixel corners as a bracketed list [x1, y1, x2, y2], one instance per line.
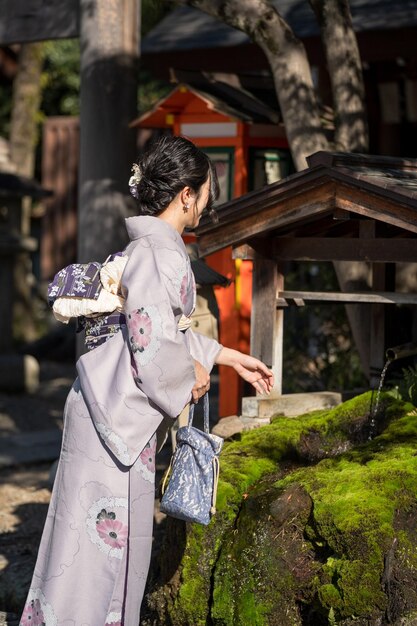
[129, 135, 219, 219]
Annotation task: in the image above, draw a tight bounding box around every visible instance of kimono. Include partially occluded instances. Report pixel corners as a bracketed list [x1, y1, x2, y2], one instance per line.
[20, 216, 222, 626]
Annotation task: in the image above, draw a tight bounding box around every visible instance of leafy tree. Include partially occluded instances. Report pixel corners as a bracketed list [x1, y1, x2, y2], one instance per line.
[283, 262, 366, 392]
[0, 0, 172, 137]
[41, 39, 81, 118]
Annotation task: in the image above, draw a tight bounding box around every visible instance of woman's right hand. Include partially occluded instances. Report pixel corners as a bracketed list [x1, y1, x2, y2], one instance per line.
[192, 359, 210, 403]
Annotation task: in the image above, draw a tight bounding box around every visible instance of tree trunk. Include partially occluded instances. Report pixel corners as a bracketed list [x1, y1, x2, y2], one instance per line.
[184, 0, 372, 376]
[78, 0, 140, 264]
[185, 0, 328, 170]
[309, 0, 370, 373]
[309, 0, 369, 152]
[9, 43, 44, 178]
[9, 43, 45, 343]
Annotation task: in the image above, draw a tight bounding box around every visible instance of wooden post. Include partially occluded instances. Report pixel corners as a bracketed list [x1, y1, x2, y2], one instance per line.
[364, 219, 395, 386]
[369, 263, 386, 386]
[274, 271, 284, 395]
[369, 262, 393, 386]
[78, 0, 140, 264]
[251, 253, 283, 395]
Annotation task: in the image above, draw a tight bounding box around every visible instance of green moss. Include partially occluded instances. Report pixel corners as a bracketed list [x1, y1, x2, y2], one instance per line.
[318, 583, 342, 610]
[274, 407, 417, 620]
[171, 524, 214, 625]
[158, 392, 417, 625]
[396, 530, 417, 573]
[211, 481, 302, 626]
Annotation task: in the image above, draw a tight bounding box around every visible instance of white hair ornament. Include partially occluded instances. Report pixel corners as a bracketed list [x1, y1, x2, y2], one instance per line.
[128, 163, 142, 199]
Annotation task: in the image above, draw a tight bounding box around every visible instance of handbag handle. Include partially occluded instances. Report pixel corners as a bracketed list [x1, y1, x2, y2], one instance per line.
[188, 393, 209, 433]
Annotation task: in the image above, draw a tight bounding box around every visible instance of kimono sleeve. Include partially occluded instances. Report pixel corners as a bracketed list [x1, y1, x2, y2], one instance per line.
[121, 241, 196, 418]
[185, 328, 223, 373]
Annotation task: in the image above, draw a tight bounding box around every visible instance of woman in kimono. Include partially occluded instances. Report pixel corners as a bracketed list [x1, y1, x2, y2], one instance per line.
[20, 136, 274, 626]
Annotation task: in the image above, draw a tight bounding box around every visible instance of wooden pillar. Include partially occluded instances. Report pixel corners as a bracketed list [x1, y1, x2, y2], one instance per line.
[370, 262, 386, 386]
[78, 0, 140, 264]
[370, 262, 396, 386]
[274, 271, 284, 396]
[251, 253, 283, 395]
[361, 219, 395, 386]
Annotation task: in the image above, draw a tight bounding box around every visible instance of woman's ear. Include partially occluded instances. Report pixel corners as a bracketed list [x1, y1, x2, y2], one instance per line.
[179, 186, 195, 207]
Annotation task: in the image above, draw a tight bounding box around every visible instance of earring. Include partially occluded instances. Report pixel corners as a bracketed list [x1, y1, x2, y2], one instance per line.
[183, 203, 189, 213]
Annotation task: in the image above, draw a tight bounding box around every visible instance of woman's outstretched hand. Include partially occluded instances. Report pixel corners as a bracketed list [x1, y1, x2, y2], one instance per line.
[215, 348, 274, 395]
[192, 359, 210, 403]
[233, 353, 274, 395]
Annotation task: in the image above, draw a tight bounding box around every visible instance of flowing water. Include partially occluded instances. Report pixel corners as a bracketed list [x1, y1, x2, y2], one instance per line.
[369, 358, 392, 439]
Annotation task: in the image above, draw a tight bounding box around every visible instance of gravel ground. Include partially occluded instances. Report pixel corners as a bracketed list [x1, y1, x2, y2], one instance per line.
[0, 360, 74, 620]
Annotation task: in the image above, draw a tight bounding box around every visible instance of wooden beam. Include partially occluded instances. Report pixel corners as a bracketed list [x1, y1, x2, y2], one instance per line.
[272, 237, 417, 262]
[197, 181, 337, 256]
[232, 244, 255, 260]
[276, 290, 417, 306]
[333, 208, 350, 220]
[335, 182, 417, 234]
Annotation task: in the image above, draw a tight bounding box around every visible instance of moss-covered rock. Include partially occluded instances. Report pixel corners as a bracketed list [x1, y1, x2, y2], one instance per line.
[143, 392, 417, 626]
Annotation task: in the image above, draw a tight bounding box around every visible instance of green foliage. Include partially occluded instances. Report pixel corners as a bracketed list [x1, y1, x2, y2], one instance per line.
[41, 40, 81, 117]
[142, 0, 171, 36]
[138, 0, 172, 114]
[283, 261, 367, 394]
[1, 0, 172, 137]
[328, 606, 337, 626]
[137, 68, 171, 116]
[386, 364, 417, 407]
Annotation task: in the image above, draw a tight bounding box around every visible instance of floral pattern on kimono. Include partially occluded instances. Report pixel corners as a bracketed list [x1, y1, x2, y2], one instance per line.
[121, 218, 199, 419]
[20, 216, 223, 626]
[105, 611, 122, 626]
[75, 216, 224, 473]
[86, 495, 128, 559]
[128, 305, 162, 366]
[21, 588, 57, 626]
[48, 261, 102, 302]
[95, 422, 132, 465]
[133, 433, 157, 483]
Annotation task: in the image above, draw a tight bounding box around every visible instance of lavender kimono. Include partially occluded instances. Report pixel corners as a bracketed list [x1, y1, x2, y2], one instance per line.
[20, 216, 222, 626]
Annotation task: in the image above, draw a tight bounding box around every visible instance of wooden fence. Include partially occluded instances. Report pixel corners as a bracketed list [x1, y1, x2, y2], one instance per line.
[41, 116, 79, 280]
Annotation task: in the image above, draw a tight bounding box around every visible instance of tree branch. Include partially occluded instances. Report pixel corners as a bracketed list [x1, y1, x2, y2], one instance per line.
[179, 0, 329, 170]
[309, 0, 369, 152]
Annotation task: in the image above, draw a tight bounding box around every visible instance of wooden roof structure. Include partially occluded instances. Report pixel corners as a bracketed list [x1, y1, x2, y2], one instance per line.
[141, 1, 417, 84]
[0, 172, 52, 199]
[196, 151, 417, 391]
[130, 80, 280, 128]
[197, 151, 417, 258]
[142, 1, 417, 55]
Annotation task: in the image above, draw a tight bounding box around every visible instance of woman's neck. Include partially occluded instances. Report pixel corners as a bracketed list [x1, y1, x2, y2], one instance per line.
[157, 203, 187, 235]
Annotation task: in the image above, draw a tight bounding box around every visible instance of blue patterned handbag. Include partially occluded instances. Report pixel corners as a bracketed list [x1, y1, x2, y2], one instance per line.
[160, 394, 223, 525]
